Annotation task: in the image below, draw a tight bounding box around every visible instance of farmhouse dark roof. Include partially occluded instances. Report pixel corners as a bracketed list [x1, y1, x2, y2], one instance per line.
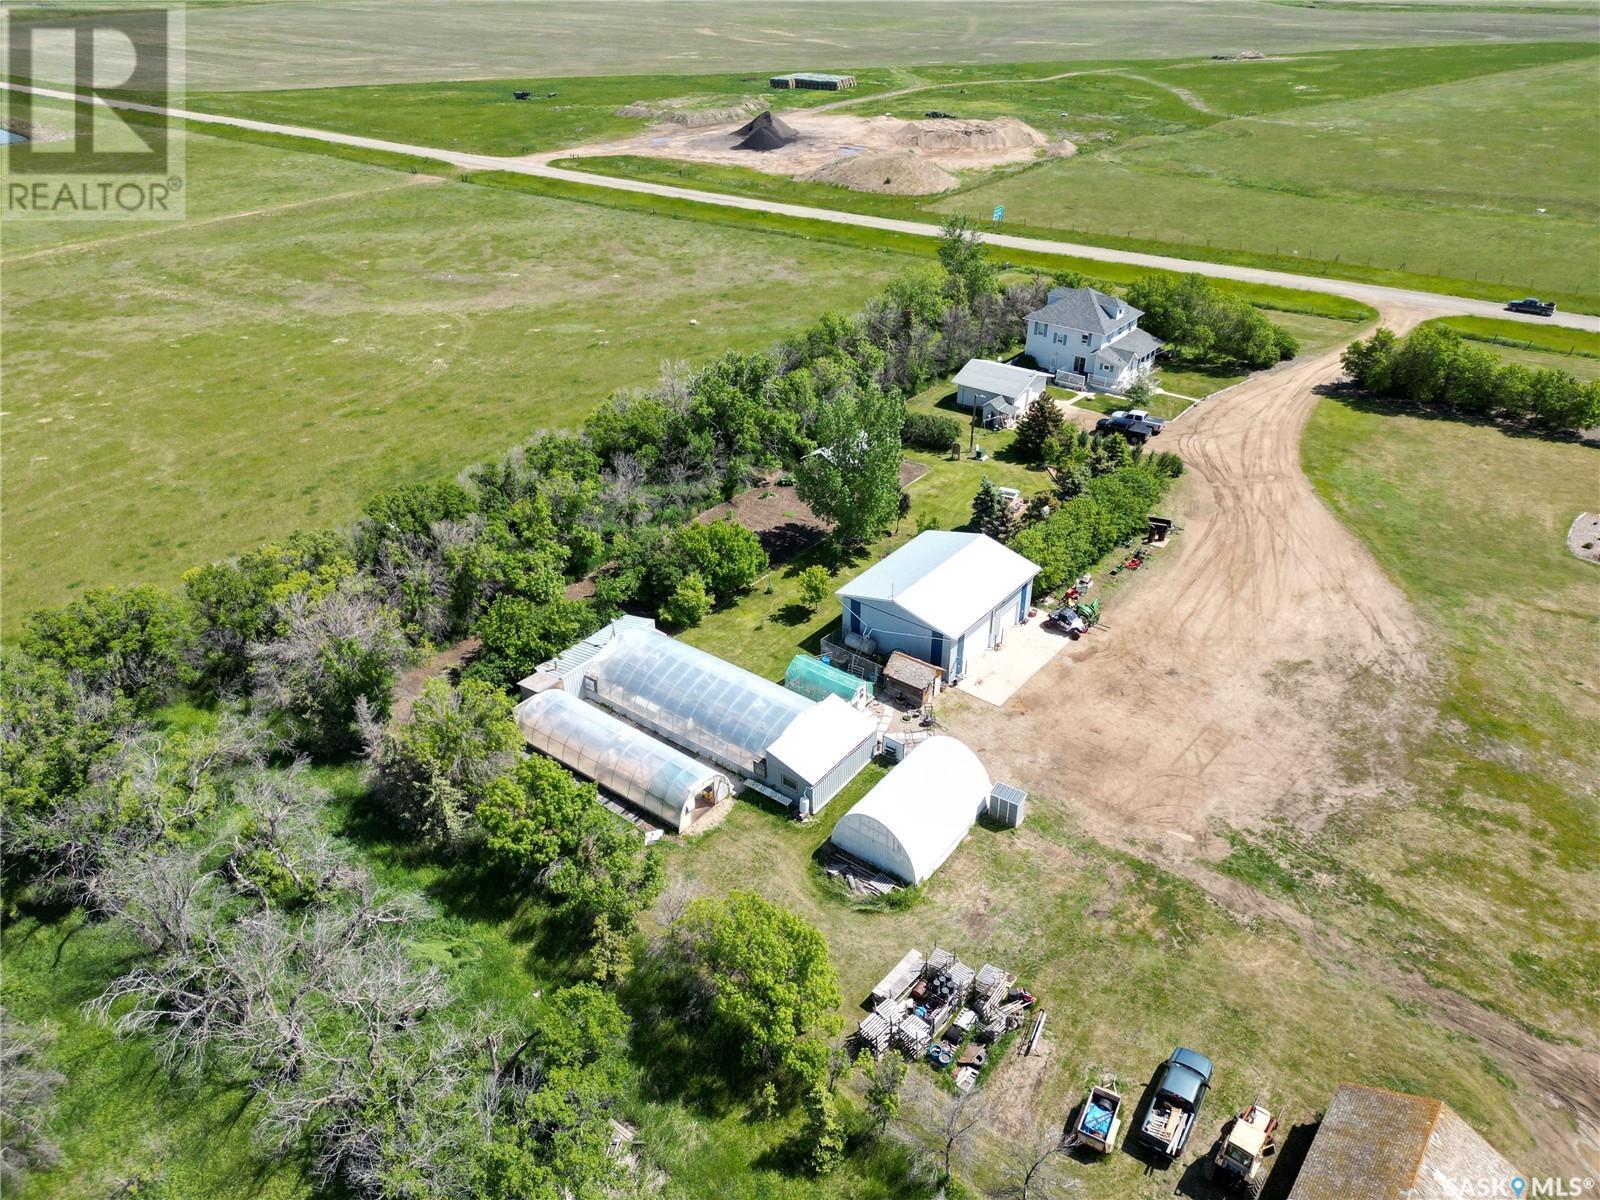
[1026, 286, 1142, 335]
[1099, 327, 1164, 365]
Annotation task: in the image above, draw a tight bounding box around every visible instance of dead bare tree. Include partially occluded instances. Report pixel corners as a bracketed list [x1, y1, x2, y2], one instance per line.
[16, 713, 271, 911]
[601, 452, 650, 528]
[226, 764, 358, 904]
[250, 582, 410, 753]
[989, 1113, 1073, 1200]
[0, 1007, 65, 1189]
[934, 1078, 989, 1185]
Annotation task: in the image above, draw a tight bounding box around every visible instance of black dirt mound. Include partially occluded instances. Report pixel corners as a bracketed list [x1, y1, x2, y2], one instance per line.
[735, 110, 799, 151]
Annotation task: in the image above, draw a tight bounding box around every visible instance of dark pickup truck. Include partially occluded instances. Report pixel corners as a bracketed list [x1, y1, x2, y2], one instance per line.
[1139, 1047, 1213, 1159]
[1507, 298, 1556, 317]
[1095, 408, 1166, 443]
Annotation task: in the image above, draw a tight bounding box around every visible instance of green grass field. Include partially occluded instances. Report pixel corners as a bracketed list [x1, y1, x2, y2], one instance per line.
[939, 49, 1600, 304]
[18, 0, 1598, 90]
[0, 122, 919, 632]
[1422, 315, 1600, 380]
[1288, 400, 1600, 1044]
[179, 39, 1600, 307]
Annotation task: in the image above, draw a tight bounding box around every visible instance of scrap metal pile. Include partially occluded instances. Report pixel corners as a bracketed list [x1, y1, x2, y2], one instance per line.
[856, 946, 1038, 1092]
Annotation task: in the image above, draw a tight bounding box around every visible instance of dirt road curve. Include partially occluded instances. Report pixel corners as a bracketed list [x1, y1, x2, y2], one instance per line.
[950, 307, 1431, 844]
[5, 82, 1598, 335]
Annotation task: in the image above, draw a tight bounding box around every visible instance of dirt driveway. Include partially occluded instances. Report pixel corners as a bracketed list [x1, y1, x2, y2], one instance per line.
[946, 308, 1429, 848]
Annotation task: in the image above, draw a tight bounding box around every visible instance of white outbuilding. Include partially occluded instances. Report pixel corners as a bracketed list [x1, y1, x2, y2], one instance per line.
[835, 531, 1040, 683]
[830, 736, 991, 884]
[514, 688, 732, 833]
[573, 624, 877, 815]
[953, 358, 1051, 428]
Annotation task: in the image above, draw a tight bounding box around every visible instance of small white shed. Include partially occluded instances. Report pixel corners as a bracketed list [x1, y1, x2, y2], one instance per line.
[952, 359, 1050, 427]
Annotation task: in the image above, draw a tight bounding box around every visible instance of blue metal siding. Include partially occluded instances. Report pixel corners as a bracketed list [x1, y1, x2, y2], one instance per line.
[930, 632, 946, 668]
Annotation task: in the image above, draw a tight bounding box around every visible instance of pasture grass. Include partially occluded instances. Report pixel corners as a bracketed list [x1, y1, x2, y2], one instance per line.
[0, 124, 915, 632]
[1422, 316, 1600, 380]
[179, 39, 1600, 307]
[1287, 398, 1600, 1041]
[187, 68, 913, 158]
[944, 51, 1600, 304]
[110, 1, 1600, 90]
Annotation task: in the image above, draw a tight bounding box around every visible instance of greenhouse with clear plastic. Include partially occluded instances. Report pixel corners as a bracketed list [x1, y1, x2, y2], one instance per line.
[577, 625, 878, 814]
[515, 688, 732, 833]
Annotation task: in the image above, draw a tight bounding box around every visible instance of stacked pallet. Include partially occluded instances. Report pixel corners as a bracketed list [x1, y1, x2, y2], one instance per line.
[895, 1012, 932, 1056]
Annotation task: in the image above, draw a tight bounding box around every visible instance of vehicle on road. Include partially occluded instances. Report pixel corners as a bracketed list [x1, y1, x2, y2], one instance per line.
[1507, 297, 1556, 316]
[1204, 1103, 1278, 1197]
[1138, 1047, 1213, 1160]
[1095, 408, 1166, 443]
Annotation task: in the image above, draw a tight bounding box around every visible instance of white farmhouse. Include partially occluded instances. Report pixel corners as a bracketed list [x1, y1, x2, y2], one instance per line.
[952, 358, 1050, 429]
[835, 531, 1040, 683]
[1024, 286, 1163, 392]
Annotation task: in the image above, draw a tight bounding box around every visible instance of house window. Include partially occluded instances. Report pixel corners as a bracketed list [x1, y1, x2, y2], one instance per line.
[1033, 321, 1046, 335]
[781, 774, 799, 791]
[1080, 333, 1089, 344]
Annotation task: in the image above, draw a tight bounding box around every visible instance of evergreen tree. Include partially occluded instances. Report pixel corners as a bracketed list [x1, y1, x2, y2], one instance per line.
[971, 477, 1015, 542]
[1013, 395, 1064, 463]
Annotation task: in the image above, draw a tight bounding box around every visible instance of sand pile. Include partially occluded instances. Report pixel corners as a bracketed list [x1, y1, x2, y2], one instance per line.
[800, 150, 958, 196]
[894, 116, 1046, 154]
[734, 110, 800, 151]
[616, 97, 766, 128]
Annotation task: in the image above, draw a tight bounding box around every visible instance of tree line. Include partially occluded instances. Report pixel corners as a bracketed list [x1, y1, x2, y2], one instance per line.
[0, 216, 1103, 1195]
[1342, 323, 1600, 432]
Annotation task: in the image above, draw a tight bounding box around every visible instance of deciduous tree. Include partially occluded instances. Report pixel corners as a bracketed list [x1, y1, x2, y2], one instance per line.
[668, 891, 842, 1084]
[365, 677, 521, 846]
[21, 586, 191, 707]
[796, 383, 906, 546]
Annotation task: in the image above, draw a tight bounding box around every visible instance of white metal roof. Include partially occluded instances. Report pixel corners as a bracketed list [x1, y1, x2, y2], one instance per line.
[836, 531, 1040, 637]
[764, 694, 877, 785]
[830, 736, 991, 884]
[514, 689, 730, 832]
[952, 358, 1049, 398]
[582, 627, 811, 777]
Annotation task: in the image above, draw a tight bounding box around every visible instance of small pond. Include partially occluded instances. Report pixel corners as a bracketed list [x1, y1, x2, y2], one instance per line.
[1, 129, 28, 144]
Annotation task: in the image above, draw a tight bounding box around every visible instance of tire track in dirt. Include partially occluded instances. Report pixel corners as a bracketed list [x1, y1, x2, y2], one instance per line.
[951, 308, 1600, 1173]
[950, 308, 1429, 843]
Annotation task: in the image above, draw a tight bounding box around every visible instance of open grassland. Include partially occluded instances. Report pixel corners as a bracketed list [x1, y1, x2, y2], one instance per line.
[179, 39, 1600, 305]
[545, 44, 1599, 307]
[11, 0, 1598, 90]
[1424, 315, 1600, 379]
[1278, 403, 1600, 1046]
[187, 69, 914, 159]
[938, 49, 1600, 305]
[0, 125, 915, 633]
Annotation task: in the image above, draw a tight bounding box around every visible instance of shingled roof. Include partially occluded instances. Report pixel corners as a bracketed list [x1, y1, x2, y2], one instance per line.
[1025, 286, 1142, 335]
[1288, 1084, 1518, 1200]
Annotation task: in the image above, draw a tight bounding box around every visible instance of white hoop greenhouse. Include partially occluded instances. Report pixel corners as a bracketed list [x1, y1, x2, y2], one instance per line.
[580, 627, 813, 778]
[515, 689, 731, 833]
[830, 736, 991, 885]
